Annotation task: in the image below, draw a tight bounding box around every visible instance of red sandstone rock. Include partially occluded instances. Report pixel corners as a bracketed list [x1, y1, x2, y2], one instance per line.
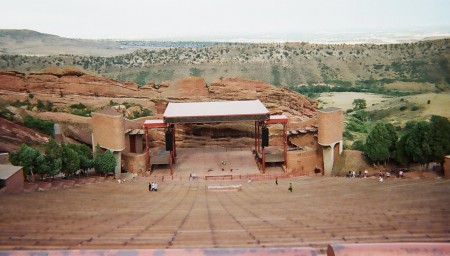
[0, 70, 318, 150]
[0, 117, 50, 151]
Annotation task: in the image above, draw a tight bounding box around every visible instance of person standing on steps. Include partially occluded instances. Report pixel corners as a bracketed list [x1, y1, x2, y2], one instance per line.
[288, 183, 293, 192]
[275, 177, 278, 185]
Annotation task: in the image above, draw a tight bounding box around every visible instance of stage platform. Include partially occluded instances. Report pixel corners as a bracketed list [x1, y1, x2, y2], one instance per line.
[150, 147, 284, 177]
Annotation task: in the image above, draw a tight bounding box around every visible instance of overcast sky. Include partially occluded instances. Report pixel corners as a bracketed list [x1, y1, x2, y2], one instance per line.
[1, 0, 449, 40]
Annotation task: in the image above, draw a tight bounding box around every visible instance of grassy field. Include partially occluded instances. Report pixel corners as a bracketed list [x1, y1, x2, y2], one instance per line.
[318, 92, 450, 120]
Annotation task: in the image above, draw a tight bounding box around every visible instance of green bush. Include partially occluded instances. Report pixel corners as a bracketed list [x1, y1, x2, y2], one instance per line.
[12, 99, 33, 109]
[131, 108, 153, 119]
[70, 103, 87, 109]
[0, 107, 15, 120]
[23, 116, 54, 136]
[71, 108, 92, 117]
[189, 67, 203, 77]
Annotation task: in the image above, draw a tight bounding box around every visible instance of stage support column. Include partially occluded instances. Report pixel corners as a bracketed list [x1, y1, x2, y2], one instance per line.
[144, 127, 150, 172]
[254, 121, 257, 154]
[170, 149, 173, 176]
[283, 123, 287, 170]
[262, 145, 265, 174]
[172, 124, 177, 158]
[261, 123, 266, 174]
[257, 122, 261, 153]
[169, 125, 174, 175]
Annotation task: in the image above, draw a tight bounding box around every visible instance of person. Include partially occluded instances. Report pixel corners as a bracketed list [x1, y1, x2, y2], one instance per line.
[148, 182, 152, 191]
[189, 173, 192, 181]
[364, 169, 368, 178]
[248, 178, 252, 184]
[153, 182, 158, 191]
[288, 183, 293, 192]
[275, 177, 278, 185]
[151, 182, 156, 191]
[221, 160, 226, 171]
[314, 165, 321, 174]
[378, 170, 383, 182]
[352, 171, 356, 178]
[399, 170, 404, 179]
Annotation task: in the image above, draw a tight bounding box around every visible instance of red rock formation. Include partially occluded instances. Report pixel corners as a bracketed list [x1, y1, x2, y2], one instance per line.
[0, 70, 318, 149]
[207, 77, 317, 118]
[0, 70, 155, 98]
[0, 117, 49, 152]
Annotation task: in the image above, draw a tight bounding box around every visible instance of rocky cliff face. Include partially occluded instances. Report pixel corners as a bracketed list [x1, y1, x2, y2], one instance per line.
[0, 70, 317, 149]
[0, 70, 150, 98]
[0, 117, 49, 152]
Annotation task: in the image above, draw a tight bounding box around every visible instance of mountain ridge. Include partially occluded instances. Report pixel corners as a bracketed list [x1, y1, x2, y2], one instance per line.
[1, 29, 449, 90]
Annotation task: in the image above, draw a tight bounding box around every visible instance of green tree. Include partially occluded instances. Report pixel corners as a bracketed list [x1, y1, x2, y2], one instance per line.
[66, 143, 94, 175]
[95, 149, 116, 176]
[35, 155, 51, 179]
[384, 123, 398, 159]
[45, 139, 62, 161]
[62, 145, 80, 177]
[364, 123, 396, 165]
[49, 158, 62, 179]
[352, 110, 369, 122]
[403, 121, 432, 167]
[351, 140, 365, 151]
[44, 139, 63, 178]
[9, 144, 40, 181]
[394, 134, 410, 166]
[352, 99, 367, 110]
[429, 115, 450, 162]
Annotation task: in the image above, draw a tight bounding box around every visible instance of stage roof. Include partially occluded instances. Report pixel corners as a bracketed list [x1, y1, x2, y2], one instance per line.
[163, 100, 270, 123]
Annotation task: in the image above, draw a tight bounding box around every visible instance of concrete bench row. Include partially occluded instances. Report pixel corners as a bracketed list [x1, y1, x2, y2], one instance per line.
[1, 243, 449, 256]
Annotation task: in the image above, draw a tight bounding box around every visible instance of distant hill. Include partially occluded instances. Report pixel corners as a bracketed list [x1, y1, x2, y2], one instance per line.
[0, 30, 449, 90]
[0, 29, 229, 56]
[0, 29, 132, 56]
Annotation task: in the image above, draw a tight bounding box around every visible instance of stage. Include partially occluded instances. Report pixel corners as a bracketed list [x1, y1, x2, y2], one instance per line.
[149, 147, 284, 178]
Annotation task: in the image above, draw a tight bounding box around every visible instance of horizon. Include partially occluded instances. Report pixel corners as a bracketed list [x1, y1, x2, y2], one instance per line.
[1, 0, 450, 41]
[3, 28, 450, 45]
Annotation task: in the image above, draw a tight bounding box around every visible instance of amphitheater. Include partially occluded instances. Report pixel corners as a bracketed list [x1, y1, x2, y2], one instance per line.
[0, 168, 449, 255]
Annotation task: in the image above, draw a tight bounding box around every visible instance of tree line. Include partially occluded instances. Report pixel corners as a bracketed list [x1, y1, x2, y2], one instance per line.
[9, 140, 116, 182]
[354, 115, 450, 169]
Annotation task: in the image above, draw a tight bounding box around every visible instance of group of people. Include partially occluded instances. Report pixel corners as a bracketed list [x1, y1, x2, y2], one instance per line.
[378, 169, 404, 182]
[149, 182, 158, 191]
[346, 169, 369, 178]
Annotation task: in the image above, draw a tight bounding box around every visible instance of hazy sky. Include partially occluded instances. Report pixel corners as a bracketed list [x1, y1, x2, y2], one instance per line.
[1, 0, 449, 39]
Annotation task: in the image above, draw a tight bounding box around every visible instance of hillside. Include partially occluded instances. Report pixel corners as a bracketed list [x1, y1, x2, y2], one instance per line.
[0, 30, 449, 90]
[0, 29, 134, 57]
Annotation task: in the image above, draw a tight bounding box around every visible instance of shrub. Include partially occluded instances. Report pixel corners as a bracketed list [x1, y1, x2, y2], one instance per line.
[70, 103, 87, 109]
[23, 116, 54, 136]
[0, 107, 15, 120]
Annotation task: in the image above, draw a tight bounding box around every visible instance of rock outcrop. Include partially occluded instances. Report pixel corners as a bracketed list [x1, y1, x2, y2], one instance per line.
[0, 70, 151, 98]
[0, 70, 318, 149]
[0, 117, 49, 152]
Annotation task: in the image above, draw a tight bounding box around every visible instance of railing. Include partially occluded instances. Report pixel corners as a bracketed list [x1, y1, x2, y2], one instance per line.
[144, 172, 291, 183]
